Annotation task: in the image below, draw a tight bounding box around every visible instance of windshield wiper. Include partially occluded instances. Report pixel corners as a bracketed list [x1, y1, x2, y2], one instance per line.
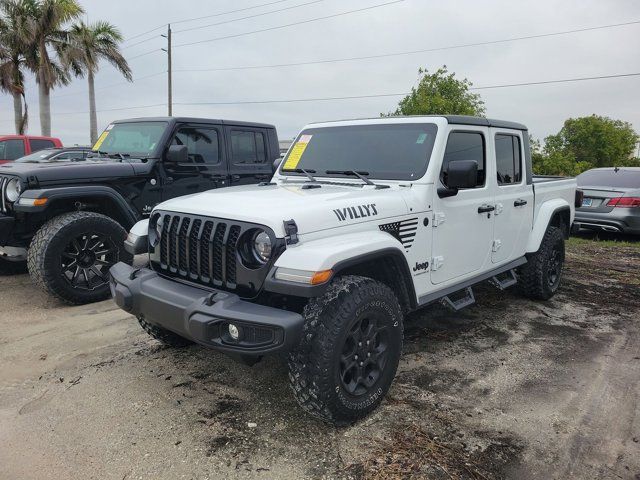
[325, 170, 390, 189]
[282, 168, 317, 182]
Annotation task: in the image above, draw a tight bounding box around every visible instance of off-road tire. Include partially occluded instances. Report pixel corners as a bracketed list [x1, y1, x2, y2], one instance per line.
[288, 275, 403, 425]
[0, 258, 27, 275]
[518, 225, 565, 300]
[28, 211, 132, 305]
[137, 317, 192, 347]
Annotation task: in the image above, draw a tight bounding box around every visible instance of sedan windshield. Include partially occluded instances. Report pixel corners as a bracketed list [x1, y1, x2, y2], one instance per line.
[93, 121, 167, 158]
[280, 123, 438, 181]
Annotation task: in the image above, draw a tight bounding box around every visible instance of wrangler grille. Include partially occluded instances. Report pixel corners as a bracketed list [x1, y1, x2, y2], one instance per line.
[150, 211, 280, 295]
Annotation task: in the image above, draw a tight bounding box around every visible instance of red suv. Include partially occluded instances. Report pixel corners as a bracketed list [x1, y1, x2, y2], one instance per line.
[0, 135, 63, 163]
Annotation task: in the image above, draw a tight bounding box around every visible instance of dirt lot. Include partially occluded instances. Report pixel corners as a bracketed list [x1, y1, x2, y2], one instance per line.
[1, 236, 639, 480]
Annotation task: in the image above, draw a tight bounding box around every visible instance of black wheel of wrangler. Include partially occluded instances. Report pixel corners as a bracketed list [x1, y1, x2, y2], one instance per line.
[0, 257, 27, 275]
[288, 275, 403, 425]
[518, 225, 565, 300]
[28, 212, 132, 305]
[137, 317, 192, 347]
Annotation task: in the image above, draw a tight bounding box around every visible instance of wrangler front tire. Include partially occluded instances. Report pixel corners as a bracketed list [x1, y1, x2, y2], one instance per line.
[288, 275, 403, 425]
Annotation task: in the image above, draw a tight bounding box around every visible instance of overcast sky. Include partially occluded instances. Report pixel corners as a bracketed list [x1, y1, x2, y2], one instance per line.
[1, 0, 639, 146]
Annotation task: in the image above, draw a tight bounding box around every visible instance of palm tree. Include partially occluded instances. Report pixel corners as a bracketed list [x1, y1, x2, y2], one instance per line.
[0, 0, 33, 134]
[65, 21, 131, 144]
[27, 0, 83, 136]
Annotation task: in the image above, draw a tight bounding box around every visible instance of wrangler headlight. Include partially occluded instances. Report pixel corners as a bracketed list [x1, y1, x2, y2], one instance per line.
[253, 231, 272, 263]
[5, 178, 21, 202]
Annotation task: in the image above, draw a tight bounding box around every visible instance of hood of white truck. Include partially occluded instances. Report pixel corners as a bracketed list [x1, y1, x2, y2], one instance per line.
[156, 182, 410, 236]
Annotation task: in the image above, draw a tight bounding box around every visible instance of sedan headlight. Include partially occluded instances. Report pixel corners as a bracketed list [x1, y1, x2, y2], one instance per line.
[253, 231, 272, 263]
[5, 178, 21, 202]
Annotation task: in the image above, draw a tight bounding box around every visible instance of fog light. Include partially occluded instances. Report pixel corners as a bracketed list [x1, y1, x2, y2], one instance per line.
[228, 323, 240, 340]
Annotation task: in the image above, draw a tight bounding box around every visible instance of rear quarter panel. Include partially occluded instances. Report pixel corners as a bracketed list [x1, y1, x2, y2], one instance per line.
[527, 177, 576, 252]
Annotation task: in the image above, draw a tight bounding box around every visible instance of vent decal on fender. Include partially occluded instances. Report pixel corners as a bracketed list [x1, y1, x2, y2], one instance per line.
[379, 218, 419, 251]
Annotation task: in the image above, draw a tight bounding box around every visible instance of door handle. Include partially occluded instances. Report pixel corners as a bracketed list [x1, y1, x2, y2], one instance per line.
[514, 199, 528, 207]
[478, 204, 495, 214]
[232, 174, 241, 180]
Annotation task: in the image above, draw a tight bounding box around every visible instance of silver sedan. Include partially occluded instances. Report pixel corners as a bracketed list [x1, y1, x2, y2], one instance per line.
[574, 167, 640, 234]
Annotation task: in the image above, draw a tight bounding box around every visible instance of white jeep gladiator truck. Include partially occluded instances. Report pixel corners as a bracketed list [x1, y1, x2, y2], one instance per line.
[110, 115, 578, 424]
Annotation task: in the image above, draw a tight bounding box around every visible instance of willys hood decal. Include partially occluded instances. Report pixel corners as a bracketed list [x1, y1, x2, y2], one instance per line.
[156, 183, 410, 237]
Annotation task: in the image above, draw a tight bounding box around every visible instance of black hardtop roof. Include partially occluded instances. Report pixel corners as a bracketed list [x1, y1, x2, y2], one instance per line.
[112, 117, 276, 129]
[444, 115, 528, 131]
[310, 115, 528, 131]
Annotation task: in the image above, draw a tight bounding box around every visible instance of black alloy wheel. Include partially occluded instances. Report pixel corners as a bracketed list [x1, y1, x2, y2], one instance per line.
[61, 232, 119, 291]
[339, 313, 389, 397]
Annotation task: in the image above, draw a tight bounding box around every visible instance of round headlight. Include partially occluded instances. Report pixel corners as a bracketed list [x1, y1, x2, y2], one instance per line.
[5, 178, 21, 202]
[253, 231, 272, 263]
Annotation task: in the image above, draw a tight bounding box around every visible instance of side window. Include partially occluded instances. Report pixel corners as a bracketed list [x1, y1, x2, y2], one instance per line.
[495, 134, 522, 185]
[171, 127, 220, 165]
[29, 139, 55, 152]
[441, 132, 485, 188]
[231, 130, 267, 165]
[0, 139, 26, 160]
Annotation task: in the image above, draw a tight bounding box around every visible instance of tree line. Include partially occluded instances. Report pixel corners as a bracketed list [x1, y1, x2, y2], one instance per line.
[388, 66, 639, 176]
[0, 0, 131, 143]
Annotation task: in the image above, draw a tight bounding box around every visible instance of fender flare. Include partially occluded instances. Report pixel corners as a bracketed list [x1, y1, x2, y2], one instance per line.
[15, 185, 139, 228]
[526, 199, 571, 253]
[265, 230, 416, 304]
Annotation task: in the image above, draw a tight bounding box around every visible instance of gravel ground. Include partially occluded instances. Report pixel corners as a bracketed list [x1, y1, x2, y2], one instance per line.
[0, 237, 638, 480]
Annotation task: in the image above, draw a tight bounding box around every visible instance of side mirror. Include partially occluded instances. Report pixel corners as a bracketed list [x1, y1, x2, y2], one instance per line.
[273, 155, 283, 172]
[166, 145, 188, 164]
[438, 160, 478, 198]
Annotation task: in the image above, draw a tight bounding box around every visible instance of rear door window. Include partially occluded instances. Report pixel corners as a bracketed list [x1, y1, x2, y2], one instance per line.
[0, 139, 25, 160]
[495, 134, 522, 185]
[29, 139, 55, 152]
[230, 130, 267, 164]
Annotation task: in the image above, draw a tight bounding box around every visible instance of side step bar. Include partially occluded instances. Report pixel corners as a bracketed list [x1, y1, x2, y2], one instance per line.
[441, 287, 475, 311]
[489, 269, 518, 290]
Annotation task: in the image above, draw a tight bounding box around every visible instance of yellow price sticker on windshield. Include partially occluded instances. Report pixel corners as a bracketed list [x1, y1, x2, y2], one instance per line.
[283, 134, 312, 170]
[92, 131, 109, 151]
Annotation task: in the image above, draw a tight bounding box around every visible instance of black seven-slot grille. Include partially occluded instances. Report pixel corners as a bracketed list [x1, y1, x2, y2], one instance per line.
[150, 211, 280, 297]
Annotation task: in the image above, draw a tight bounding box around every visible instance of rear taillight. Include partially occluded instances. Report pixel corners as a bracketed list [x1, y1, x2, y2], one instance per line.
[574, 190, 584, 208]
[607, 197, 640, 207]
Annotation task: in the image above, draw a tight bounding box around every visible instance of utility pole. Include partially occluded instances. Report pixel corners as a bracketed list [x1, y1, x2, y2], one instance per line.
[161, 24, 173, 116]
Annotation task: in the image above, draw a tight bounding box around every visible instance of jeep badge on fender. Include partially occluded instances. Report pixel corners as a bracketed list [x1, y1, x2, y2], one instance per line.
[110, 115, 576, 425]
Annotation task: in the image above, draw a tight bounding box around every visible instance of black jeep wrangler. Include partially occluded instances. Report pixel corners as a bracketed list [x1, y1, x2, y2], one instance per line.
[0, 117, 279, 304]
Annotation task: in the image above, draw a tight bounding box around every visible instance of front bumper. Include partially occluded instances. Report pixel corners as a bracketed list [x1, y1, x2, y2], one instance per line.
[109, 262, 304, 356]
[0, 215, 15, 246]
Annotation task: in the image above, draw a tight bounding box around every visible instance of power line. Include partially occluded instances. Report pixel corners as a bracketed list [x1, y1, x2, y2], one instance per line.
[52, 72, 165, 99]
[172, 72, 640, 105]
[173, 0, 325, 35]
[56, 103, 166, 116]
[173, 18, 640, 72]
[173, 0, 405, 48]
[16, 71, 639, 117]
[123, 0, 292, 43]
[123, 0, 323, 50]
[471, 72, 640, 90]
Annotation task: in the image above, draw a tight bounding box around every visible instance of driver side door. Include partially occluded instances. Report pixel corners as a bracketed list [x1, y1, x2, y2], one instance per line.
[161, 124, 229, 200]
[431, 128, 495, 285]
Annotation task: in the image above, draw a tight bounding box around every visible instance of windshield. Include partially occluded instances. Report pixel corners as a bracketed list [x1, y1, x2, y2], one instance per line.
[280, 123, 438, 181]
[92, 121, 167, 157]
[14, 149, 58, 162]
[577, 169, 640, 189]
